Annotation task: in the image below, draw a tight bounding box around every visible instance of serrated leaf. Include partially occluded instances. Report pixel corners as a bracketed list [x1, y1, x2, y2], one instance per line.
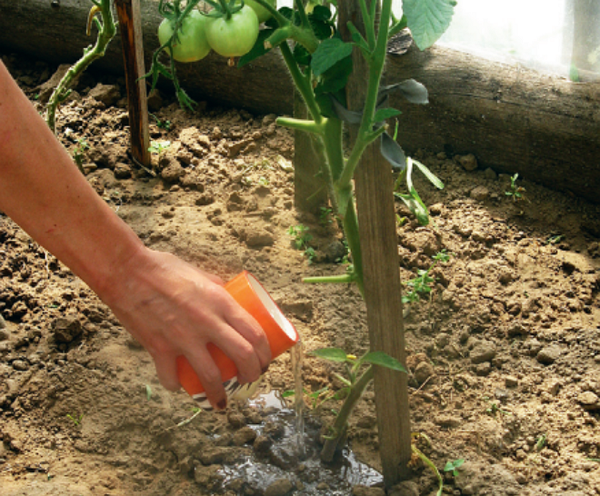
[315, 56, 353, 95]
[309, 6, 335, 41]
[379, 80, 429, 105]
[310, 347, 349, 363]
[412, 158, 444, 189]
[374, 107, 402, 123]
[381, 132, 406, 171]
[310, 5, 332, 22]
[311, 38, 354, 76]
[293, 43, 311, 66]
[361, 351, 407, 372]
[403, 0, 456, 50]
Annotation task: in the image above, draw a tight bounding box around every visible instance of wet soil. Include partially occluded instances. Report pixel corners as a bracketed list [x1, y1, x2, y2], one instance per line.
[1, 53, 599, 496]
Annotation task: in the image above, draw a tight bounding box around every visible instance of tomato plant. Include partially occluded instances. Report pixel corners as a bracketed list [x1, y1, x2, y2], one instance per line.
[239, 0, 455, 469]
[157, 9, 211, 62]
[46, 0, 116, 132]
[205, 5, 259, 58]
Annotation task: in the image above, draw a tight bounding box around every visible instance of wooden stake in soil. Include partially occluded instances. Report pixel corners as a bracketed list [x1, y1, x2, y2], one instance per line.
[339, 1, 412, 486]
[293, 91, 328, 214]
[114, 0, 150, 168]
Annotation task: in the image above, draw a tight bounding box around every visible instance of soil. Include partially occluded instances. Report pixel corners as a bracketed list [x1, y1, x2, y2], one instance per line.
[1, 52, 600, 496]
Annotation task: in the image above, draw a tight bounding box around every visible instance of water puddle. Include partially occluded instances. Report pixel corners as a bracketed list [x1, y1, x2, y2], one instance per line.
[219, 386, 383, 495]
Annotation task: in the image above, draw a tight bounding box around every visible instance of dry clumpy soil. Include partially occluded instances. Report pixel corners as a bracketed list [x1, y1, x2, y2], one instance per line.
[1, 52, 600, 496]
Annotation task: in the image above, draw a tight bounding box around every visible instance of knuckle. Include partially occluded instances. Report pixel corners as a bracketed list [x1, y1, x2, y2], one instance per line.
[200, 366, 223, 387]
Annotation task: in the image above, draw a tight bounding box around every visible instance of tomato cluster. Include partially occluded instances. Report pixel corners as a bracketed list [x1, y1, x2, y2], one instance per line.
[158, 0, 276, 62]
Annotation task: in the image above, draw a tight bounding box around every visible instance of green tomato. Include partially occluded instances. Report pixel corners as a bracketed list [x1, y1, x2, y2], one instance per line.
[158, 10, 211, 63]
[239, 0, 276, 24]
[206, 5, 259, 58]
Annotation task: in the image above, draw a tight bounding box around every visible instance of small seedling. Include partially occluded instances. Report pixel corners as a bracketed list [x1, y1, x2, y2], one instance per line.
[483, 397, 509, 417]
[258, 176, 270, 186]
[148, 140, 171, 155]
[304, 246, 316, 264]
[145, 384, 152, 401]
[443, 458, 465, 477]
[66, 413, 84, 426]
[402, 250, 451, 305]
[546, 234, 564, 245]
[505, 173, 525, 201]
[72, 138, 89, 172]
[149, 112, 171, 130]
[535, 434, 547, 452]
[319, 207, 333, 227]
[288, 224, 312, 250]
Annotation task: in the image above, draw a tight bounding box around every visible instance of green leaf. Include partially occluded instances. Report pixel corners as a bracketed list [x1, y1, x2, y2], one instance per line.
[309, 5, 334, 40]
[403, 0, 456, 50]
[444, 458, 465, 472]
[310, 5, 332, 22]
[330, 96, 362, 124]
[412, 158, 444, 189]
[374, 107, 402, 123]
[310, 347, 349, 363]
[293, 43, 311, 66]
[311, 38, 354, 76]
[381, 132, 406, 171]
[379, 80, 429, 105]
[361, 351, 407, 372]
[314, 56, 353, 95]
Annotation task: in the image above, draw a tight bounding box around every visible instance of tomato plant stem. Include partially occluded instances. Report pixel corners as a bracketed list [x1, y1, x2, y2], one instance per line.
[279, 42, 322, 122]
[336, 0, 393, 189]
[303, 273, 354, 284]
[46, 0, 116, 133]
[321, 365, 374, 462]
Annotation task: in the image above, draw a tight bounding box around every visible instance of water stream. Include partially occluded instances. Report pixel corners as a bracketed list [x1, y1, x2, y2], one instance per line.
[290, 341, 305, 457]
[216, 342, 383, 494]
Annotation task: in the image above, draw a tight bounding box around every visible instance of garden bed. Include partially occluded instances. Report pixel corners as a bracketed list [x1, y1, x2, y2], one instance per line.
[1, 52, 599, 496]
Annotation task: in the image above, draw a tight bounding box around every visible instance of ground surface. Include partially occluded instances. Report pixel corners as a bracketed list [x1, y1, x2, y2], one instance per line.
[1, 53, 600, 496]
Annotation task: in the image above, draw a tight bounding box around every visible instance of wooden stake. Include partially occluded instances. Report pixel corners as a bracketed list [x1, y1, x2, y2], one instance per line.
[114, 0, 150, 168]
[339, 1, 412, 486]
[293, 91, 328, 214]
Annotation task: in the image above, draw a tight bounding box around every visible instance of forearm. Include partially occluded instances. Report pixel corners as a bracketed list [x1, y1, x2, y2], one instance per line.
[0, 60, 144, 299]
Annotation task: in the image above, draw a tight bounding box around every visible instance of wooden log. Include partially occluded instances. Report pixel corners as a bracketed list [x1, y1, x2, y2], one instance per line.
[1, 1, 599, 203]
[385, 42, 600, 204]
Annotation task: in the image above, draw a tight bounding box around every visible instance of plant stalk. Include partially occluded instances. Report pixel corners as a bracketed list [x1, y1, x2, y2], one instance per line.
[321, 365, 374, 461]
[46, 0, 116, 132]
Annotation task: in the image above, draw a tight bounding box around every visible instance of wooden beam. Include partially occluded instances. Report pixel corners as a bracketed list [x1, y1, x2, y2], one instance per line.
[293, 91, 328, 214]
[114, 0, 150, 168]
[339, 2, 412, 486]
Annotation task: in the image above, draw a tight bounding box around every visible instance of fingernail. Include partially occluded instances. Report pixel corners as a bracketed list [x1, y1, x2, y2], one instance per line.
[261, 365, 269, 375]
[217, 398, 227, 410]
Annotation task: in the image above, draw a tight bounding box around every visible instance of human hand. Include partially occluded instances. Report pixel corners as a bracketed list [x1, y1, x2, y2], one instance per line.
[99, 247, 271, 410]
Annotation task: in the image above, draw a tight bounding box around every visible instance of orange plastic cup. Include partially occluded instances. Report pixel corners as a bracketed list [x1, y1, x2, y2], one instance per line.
[176, 271, 300, 404]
